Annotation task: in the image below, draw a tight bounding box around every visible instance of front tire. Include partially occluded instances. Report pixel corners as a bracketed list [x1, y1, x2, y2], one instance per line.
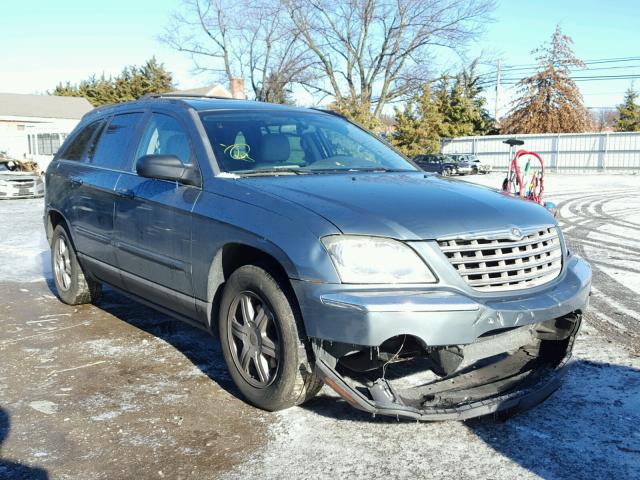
[218, 265, 322, 411]
[51, 224, 101, 305]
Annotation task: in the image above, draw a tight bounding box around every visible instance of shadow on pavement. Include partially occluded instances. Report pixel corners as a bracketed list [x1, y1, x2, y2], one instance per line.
[301, 360, 640, 478]
[41, 257, 242, 402]
[466, 360, 640, 479]
[91, 288, 241, 400]
[0, 408, 49, 480]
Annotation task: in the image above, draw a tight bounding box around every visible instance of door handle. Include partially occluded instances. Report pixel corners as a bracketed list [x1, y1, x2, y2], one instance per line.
[116, 189, 135, 199]
[70, 177, 83, 187]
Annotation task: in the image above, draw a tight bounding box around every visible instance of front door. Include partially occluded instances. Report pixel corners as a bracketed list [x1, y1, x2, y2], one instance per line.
[114, 112, 201, 318]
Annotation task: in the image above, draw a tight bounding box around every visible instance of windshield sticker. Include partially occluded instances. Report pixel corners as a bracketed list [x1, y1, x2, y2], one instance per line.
[221, 143, 254, 162]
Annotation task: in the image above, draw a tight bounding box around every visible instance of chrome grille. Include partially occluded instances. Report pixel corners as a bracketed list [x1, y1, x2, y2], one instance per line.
[438, 227, 562, 292]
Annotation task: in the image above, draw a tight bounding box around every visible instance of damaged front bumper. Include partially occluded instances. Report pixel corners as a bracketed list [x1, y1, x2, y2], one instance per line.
[313, 313, 581, 421]
[294, 254, 591, 420]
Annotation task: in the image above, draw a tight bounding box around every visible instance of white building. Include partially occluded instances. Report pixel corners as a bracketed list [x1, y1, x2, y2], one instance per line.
[0, 93, 93, 171]
[168, 84, 234, 98]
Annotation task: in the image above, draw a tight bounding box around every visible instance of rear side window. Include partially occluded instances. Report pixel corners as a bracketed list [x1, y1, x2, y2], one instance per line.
[136, 113, 193, 165]
[87, 112, 144, 170]
[59, 120, 104, 161]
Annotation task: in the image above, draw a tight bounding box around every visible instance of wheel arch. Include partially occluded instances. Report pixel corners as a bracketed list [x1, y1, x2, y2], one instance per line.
[203, 241, 301, 332]
[46, 208, 72, 246]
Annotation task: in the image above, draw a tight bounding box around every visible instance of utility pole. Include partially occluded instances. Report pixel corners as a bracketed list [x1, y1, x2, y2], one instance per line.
[495, 60, 501, 122]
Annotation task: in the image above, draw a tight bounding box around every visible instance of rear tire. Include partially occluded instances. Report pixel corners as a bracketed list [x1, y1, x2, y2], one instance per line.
[218, 265, 322, 411]
[50, 224, 101, 305]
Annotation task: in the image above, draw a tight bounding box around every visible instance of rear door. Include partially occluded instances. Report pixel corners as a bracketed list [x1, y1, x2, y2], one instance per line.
[114, 111, 201, 318]
[69, 112, 145, 286]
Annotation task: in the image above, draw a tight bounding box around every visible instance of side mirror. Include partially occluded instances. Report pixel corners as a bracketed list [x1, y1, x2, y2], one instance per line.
[136, 154, 201, 187]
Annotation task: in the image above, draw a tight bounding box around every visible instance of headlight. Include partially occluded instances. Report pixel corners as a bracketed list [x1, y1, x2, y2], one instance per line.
[322, 235, 437, 284]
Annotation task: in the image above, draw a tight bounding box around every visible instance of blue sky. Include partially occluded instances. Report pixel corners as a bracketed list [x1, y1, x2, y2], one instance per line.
[1, 0, 638, 112]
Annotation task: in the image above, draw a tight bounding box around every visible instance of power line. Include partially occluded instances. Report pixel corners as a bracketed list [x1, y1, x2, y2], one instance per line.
[478, 63, 640, 78]
[476, 56, 640, 78]
[492, 75, 640, 86]
[496, 56, 640, 71]
[477, 73, 640, 88]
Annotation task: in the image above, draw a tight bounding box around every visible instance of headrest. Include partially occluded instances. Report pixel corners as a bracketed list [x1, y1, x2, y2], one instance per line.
[260, 134, 290, 164]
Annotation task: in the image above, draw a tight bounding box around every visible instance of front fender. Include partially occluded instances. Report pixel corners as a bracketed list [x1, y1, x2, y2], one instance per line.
[191, 187, 342, 304]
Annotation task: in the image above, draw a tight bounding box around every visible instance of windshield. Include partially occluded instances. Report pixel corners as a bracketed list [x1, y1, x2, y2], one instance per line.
[198, 110, 417, 175]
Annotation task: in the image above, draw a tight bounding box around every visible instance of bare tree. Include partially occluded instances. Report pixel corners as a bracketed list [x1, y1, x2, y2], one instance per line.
[282, 0, 494, 117]
[161, 0, 313, 102]
[591, 108, 619, 132]
[501, 26, 593, 134]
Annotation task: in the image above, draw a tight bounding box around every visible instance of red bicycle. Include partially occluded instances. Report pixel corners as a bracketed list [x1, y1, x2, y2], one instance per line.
[501, 139, 556, 215]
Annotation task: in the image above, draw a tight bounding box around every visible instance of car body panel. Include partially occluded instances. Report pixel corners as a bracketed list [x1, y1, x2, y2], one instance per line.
[48, 161, 123, 287]
[292, 254, 590, 346]
[190, 178, 342, 321]
[114, 173, 200, 316]
[239, 172, 555, 240]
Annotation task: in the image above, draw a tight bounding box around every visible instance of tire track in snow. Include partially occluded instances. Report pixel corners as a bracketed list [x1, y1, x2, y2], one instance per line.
[558, 191, 640, 351]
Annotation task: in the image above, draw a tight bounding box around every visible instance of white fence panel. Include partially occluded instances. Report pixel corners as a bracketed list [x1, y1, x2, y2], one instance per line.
[442, 132, 640, 173]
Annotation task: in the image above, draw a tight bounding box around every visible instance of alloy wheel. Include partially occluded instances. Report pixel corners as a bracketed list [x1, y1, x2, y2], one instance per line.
[227, 291, 281, 388]
[53, 236, 72, 291]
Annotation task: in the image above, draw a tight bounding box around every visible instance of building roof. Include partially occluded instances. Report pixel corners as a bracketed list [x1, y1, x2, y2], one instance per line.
[168, 85, 233, 98]
[0, 93, 94, 120]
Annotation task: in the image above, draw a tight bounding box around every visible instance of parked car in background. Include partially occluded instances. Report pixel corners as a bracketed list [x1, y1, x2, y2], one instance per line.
[448, 154, 474, 175]
[468, 155, 492, 174]
[413, 153, 457, 176]
[0, 154, 45, 199]
[454, 154, 491, 174]
[45, 95, 591, 421]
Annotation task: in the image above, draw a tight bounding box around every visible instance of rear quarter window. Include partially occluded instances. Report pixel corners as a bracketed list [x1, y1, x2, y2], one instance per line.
[58, 120, 104, 161]
[87, 112, 144, 170]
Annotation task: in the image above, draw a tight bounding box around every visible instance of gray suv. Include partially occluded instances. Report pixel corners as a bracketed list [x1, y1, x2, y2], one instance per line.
[45, 96, 591, 420]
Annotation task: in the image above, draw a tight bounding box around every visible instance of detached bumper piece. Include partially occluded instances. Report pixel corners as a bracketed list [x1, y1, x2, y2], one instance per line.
[313, 312, 581, 421]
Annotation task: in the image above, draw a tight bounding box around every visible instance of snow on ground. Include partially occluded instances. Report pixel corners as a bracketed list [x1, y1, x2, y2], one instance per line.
[1, 175, 639, 479]
[0, 198, 50, 283]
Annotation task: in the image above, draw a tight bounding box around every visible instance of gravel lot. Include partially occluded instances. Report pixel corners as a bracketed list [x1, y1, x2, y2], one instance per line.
[1, 173, 639, 479]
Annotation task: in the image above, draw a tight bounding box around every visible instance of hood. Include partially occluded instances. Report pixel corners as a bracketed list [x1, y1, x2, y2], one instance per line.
[242, 172, 556, 240]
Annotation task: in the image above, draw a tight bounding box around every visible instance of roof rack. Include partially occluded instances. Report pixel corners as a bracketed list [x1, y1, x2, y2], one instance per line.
[140, 93, 242, 100]
[310, 107, 346, 118]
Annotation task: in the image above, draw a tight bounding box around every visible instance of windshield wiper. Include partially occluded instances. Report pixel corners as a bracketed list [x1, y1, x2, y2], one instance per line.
[348, 167, 412, 172]
[235, 167, 311, 177]
[310, 167, 414, 174]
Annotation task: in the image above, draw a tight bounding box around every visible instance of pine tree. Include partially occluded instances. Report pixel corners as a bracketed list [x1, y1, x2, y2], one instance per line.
[51, 57, 174, 106]
[457, 61, 496, 134]
[501, 26, 592, 134]
[391, 84, 444, 157]
[435, 77, 479, 138]
[615, 86, 640, 132]
[328, 99, 382, 132]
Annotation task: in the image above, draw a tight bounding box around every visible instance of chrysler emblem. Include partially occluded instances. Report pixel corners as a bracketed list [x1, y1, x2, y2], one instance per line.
[511, 227, 523, 239]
